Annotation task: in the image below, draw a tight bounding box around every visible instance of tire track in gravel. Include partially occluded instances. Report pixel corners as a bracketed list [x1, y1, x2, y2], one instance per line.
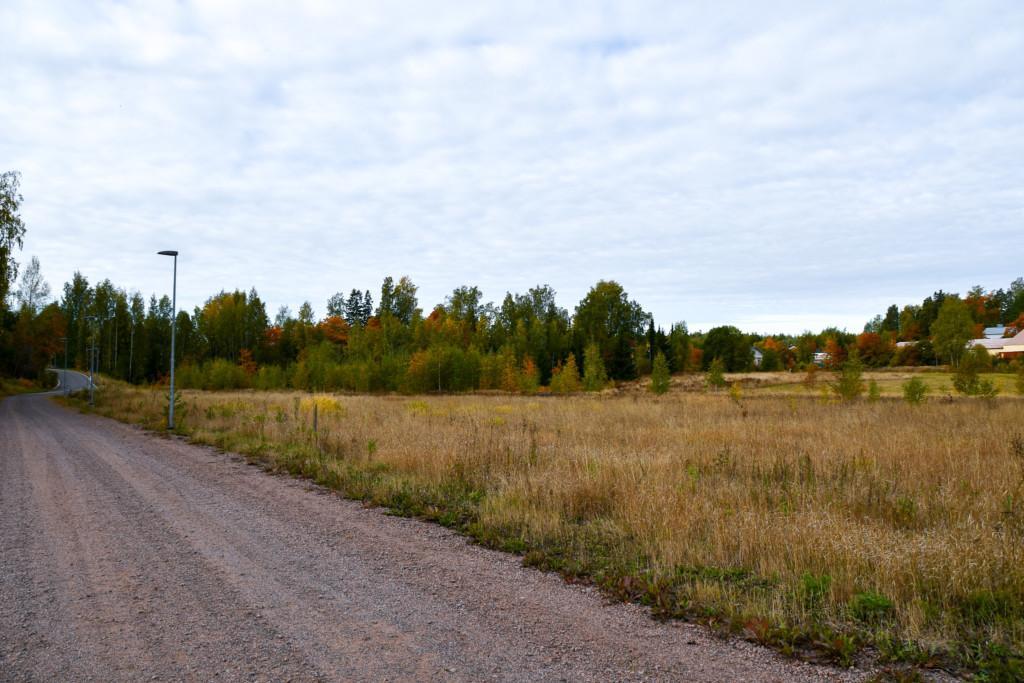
[2, 393, 877, 682]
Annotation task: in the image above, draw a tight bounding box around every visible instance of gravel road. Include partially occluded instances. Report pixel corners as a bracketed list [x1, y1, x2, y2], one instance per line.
[1, 392, 869, 682]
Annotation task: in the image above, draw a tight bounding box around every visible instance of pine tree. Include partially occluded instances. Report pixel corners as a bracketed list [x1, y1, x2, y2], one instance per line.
[649, 351, 670, 394]
[344, 289, 363, 326]
[832, 350, 865, 401]
[361, 291, 374, 324]
[706, 357, 726, 390]
[549, 353, 582, 394]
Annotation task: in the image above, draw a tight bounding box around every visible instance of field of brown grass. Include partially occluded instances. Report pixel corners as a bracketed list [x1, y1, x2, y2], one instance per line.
[69, 381, 1024, 675]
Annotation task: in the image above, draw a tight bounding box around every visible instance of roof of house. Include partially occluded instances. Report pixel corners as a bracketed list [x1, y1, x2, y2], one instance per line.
[969, 330, 1024, 350]
[969, 337, 1008, 350]
[984, 326, 1006, 339]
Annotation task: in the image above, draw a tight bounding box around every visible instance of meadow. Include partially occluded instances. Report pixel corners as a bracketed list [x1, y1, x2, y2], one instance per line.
[70, 379, 1024, 676]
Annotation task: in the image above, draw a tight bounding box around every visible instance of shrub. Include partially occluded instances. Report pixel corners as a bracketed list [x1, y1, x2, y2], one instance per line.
[254, 364, 287, 390]
[1016, 365, 1024, 396]
[850, 591, 894, 622]
[868, 380, 881, 402]
[955, 349, 999, 398]
[902, 377, 929, 405]
[801, 572, 832, 608]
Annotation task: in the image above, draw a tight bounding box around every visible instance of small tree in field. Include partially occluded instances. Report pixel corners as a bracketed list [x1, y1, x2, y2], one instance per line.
[867, 380, 881, 402]
[1016, 364, 1024, 396]
[802, 363, 818, 391]
[549, 353, 582, 394]
[902, 377, 929, 405]
[706, 357, 727, 391]
[953, 346, 993, 396]
[583, 342, 609, 392]
[519, 358, 540, 394]
[832, 351, 865, 402]
[649, 351, 670, 394]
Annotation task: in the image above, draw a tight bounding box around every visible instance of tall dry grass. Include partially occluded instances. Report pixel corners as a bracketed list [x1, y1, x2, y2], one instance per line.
[75, 382, 1024, 671]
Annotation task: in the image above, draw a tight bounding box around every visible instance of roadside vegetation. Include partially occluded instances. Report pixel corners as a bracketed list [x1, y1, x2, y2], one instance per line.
[68, 379, 1024, 678]
[0, 376, 42, 400]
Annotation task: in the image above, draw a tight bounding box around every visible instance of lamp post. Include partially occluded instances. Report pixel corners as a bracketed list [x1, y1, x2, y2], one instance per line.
[158, 250, 178, 430]
[128, 321, 135, 384]
[85, 315, 98, 406]
[59, 336, 68, 395]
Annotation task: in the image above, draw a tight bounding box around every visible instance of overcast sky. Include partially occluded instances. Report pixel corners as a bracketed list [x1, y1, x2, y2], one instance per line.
[3, 1, 1022, 333]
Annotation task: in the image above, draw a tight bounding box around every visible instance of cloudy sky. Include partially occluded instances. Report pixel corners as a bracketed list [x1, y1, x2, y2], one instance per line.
[2, 1, 1022, 333]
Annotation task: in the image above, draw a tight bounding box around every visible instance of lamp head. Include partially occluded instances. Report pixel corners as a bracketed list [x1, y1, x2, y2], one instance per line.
[158, 250, 178, 256]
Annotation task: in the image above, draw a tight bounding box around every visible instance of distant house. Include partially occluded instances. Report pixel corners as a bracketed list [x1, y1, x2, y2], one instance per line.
[812, 351, 830, 367]
[967, 329, 1024, 358]
[895, 341, 917, 348]
[752, 347, 763, 368]
[983, 326, 1007, 339]
[1002, 330, 1024, 359]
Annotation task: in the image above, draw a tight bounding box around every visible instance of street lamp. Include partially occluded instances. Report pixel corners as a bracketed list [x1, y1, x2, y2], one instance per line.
[59, 336, 68, 396]
[158, 250, 178, 430]
[84, 315, 99, 406]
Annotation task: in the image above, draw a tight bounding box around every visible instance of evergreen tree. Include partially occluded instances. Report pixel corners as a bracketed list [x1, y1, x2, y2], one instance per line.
[344, 288, 364, 325]
[649, 351, 670, 394]
[832, 350, 865, 401]
[706, 357, 727, 390]
[882, 304, 900, 332]
[549, 353, 582, 394]
[361, 291, 374, 324]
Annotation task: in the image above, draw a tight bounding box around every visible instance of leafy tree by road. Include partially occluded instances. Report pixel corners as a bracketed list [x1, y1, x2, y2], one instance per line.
[1, 171, 26, 314]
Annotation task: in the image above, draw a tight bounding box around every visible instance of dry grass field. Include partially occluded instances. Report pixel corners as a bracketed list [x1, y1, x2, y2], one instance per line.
[70, 380, 1024, 676]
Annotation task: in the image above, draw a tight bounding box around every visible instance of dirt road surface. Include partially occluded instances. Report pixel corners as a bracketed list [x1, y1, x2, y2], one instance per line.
[1, 392, 868, 682]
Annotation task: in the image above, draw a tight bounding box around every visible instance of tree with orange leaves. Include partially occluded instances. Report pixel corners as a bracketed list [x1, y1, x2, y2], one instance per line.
[318, 315, 350, 347]
[823, 337, 846, 369]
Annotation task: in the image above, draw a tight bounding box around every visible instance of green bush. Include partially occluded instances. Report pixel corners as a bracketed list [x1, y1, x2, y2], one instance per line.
[902, 377, 929, 405]
[849, 591, 894, 622]
[954, 346, 995, 396]
[801, 572, 832, 608]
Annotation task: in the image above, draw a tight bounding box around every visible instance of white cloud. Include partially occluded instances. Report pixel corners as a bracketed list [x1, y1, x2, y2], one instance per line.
[2, 0, 1022, 333]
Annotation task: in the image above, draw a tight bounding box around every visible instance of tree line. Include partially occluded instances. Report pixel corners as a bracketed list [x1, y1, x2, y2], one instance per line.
[3, 170, 1022, 390]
